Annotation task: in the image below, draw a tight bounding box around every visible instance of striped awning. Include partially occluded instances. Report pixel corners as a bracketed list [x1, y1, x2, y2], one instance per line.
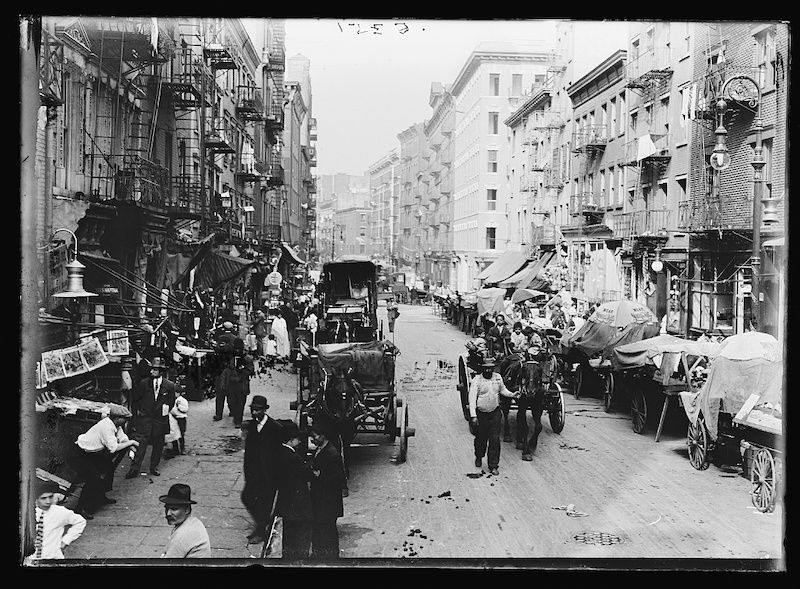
[193, 251, 258, 288]
[476, 250, 529, 285]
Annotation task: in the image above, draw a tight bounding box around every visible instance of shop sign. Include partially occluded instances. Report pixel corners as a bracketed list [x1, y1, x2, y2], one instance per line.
[266, 271, 283, 286]
[99, 284, 119, 296]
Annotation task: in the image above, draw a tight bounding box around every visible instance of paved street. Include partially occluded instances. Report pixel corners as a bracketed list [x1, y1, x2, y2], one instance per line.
[64, 303, 783, 563]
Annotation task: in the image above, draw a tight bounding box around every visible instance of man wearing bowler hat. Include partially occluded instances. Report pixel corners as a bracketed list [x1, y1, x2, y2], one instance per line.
[241, 394, 284, 544]
[159, 483, 211, 558]
[309, 420, 345, 559]
[126, 356, 177, 478]
[275, 419, 313, 559]
[468, 358, 519, 475]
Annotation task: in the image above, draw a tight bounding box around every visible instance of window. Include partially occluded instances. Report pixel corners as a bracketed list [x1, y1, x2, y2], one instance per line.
[601, 104, 608, 136]
[487, 150, 498, 173]
[486, 227, 496, 249]
[618, 166, 625, 206]
[600, 170, 606, 207]
[619, 93, 627, 134]
[631, 38, 640, 61]
[490, 73, 500, 96]
[609, 167, 616, 207]
[489, 112, 499, 134]
[610, 98, 617, 136]
[534, 74, 545, 87]
[512, 74, 523, 96]
[755, 27, 777, 89]
[487, 188, 497, 210]
[630, 111, 638, 136]
[683, 21, 691, 55]
[755, 138, 774, 199]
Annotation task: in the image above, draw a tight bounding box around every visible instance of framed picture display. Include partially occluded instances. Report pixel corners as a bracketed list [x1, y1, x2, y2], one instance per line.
[61, 346, 88, 378]
[41, 350, 67, 382]
[79, 337, 109, 371]
[106, 329, 130, 356]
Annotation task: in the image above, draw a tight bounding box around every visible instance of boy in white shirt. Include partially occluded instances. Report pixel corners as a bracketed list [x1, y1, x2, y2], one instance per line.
[264, 334, 278, 368]
[25, 479, 86, 564]
[166, 389, 189, 457]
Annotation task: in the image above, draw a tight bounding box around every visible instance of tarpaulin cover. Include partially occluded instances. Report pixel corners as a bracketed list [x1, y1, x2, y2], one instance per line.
[611, 334, 723, 371]
[281, 241, 306, 265]
[316, 340, 398, 391]
[476, 288, 507, 315]
[499, 251, 556, 289]
[193, 251, 257, 288]
[680, 332, 783, 440]
[476, 250, 529, 284]
[563, 318, 659, 359]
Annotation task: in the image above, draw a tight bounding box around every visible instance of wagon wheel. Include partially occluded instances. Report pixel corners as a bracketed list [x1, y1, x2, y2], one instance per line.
[631, 388, 647, 434]
[750, 447, 776, 513]
[385, 394, 398, 443]
[547, 382, 566, 434]
[686, 417, 710, 470]
[457, 356, 470, 421]
[602, 372, 615, 413]
[573, 364, 583, 400]
[394, 401, 414, 464]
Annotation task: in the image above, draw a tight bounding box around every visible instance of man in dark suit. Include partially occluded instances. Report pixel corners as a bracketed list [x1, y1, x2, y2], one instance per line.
[309, 420, 345, 559]
[125, 356, 177, 478]
[241, 395, 283, 544]
[213, 321, 240, 422]
[274, 420, 312, 559]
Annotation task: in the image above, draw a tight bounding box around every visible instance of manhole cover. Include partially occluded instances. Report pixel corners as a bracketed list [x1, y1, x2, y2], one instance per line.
[573, 532, 625, 545]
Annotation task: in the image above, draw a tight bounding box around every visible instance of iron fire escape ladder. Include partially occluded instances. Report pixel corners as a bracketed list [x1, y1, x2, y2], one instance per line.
[147, 69, 163, 160]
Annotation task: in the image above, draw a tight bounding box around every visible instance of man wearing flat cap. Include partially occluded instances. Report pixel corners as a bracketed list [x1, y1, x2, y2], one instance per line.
[126, 356, 177, 478]
[274, 419, 313, 559]
[159, 483, 211, 558]
[468, 358, 519, 476]
[241, 395, 284, 544]
[24, 479, 86, 564]
[69, 404, 139, 518]
[309, 420, 345, 559]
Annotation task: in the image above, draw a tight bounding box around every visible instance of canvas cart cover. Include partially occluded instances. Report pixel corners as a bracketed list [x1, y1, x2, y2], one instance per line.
[476, 288, 507, 315]
[680, 332, 783, 441]
[611, 334, 722, 371]
[560, 318, 617, 358]
[316, 340, 397, 391]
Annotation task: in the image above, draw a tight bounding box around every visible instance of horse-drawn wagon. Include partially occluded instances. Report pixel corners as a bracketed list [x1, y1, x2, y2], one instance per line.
[679, 331, 783, 512]
[293, 259, 415, 494]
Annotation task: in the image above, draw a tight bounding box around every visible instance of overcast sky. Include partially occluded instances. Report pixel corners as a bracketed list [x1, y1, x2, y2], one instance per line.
[245, 18, 633, 177]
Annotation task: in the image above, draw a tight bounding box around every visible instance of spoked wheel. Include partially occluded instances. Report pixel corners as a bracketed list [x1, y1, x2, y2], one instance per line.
[750, 447, 777, 513]
[385, 395, 398, 443]
[547, 382, 566, 434]
[631, 388, 647, 434]
[573, 365, 584, 400]
[458, 356, 470, 420]
[687, 418, 711, 470]
[394, 400, 414, 464]
[602, 372, 615, 413]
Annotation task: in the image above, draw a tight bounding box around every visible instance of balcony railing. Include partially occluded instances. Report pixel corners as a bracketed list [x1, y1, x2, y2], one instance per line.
[610, 208, 672, 238]
[441, 117, 454, 135]
[163, 47, 214, 108]
[570, 192, 604, 216]
[204, 40, 239, 70]
[572, 125, 610, 153]
[439, 173, 453, 195]
[543, 168, 564, 189]
[114, 156, 169, 208]
[235, 85, 265, 121]
[205, 117, 236, 153]
[530, 158, 547, 172]
[520, 177, 538, 192]
[268, 46, 285, 71]
[235, 150, 263, 181]
[677, 200, 692, 230]
[167, 174, 208, 219]
[696, 63, 764, 117]
[622, 133, 671, 167]
[530, 110, 564, 129]
[625, 47, 673, 88]
[265, 99, 285, 134]
[531, 224, 557, 247]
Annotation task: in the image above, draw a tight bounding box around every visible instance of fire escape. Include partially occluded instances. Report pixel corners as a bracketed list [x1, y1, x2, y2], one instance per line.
[571, 123, 609, 226]
[617, 44, 673, 252]
[77, 18, 175, 209]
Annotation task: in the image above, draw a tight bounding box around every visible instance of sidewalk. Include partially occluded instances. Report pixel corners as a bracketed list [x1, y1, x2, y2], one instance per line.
[65, 364, 299, 560]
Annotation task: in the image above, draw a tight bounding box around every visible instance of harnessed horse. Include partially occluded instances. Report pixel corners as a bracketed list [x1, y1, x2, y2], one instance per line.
[309, 365, 363, 496]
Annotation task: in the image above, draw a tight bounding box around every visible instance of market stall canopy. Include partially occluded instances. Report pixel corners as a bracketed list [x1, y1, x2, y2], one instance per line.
[281, 241, 306, 265]
[193, 251, 258, 289]
[475, 250, 529, 285]
[681, 332, 783, 441]
[611, 333, 722, 371]
[499, 251, 556, 289]
[589, 299, 657, 328]
[762, 237, 785, 248]
[510, 288, 547, 305]
[476, 287, 508, 315]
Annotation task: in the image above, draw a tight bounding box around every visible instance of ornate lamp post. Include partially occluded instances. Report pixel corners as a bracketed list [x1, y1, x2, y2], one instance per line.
[709, 74, 780, 331]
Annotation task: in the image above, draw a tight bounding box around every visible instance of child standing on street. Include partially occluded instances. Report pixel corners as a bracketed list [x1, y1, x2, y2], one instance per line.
[166, 389, 189, 457]
[264, 333, 278, 369]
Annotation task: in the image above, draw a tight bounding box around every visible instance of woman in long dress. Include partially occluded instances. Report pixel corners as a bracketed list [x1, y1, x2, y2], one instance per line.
[270, 310, 291, 359]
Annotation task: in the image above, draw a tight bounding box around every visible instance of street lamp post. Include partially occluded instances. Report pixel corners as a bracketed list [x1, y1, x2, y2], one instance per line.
[710, 74, 776, 331]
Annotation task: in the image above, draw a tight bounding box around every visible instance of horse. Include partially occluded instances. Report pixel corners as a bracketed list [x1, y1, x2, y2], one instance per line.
[496, 352, 525, 443]
[308, 365, 362, 497]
